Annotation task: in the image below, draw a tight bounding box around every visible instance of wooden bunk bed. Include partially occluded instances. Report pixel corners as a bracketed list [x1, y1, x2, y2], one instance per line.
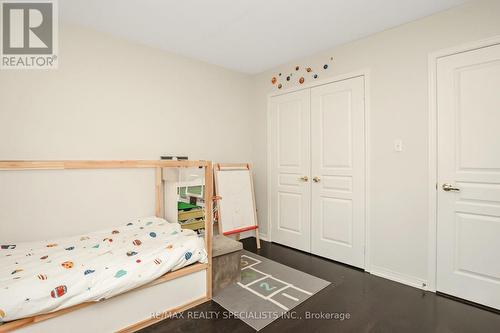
[0, 160, 213, 333]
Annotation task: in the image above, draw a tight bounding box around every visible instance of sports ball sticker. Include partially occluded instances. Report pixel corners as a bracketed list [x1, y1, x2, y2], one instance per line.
[61, 261, 74, 269]
[50, 285, 67, 298]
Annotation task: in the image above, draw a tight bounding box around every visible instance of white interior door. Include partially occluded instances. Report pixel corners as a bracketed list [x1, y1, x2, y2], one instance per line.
[269, 90, 311, 252]
[310, 77, 366, 268]
[437, 43, 500, 309]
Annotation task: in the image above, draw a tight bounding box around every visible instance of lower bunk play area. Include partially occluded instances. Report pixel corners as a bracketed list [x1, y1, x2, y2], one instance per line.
[0, 161, 213, 332]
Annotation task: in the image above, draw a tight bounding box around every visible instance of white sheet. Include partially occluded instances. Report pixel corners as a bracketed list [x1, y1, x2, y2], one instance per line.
[0, 217, 207, 322]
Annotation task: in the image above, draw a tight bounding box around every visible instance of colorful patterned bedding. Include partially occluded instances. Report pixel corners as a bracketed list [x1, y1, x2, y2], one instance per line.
[0, 217, 207, 322]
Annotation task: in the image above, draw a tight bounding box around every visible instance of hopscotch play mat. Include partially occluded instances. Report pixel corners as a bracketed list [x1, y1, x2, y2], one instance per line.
[213, 250, 330, 331]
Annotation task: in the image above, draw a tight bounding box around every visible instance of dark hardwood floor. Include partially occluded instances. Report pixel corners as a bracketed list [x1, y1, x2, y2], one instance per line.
[140, 238, 500, 333]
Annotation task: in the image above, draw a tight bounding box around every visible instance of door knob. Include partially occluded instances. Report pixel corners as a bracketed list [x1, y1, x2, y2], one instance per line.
[299, 176, 309, 182]
[442, 183, 460, 192]
[313, 176, 321, 183]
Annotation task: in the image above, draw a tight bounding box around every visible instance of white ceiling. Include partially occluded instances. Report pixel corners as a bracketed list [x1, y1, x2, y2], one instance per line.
[60, 0, 467, 74]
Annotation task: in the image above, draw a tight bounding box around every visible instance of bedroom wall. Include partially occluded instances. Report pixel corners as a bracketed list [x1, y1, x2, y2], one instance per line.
[2, 0, 500, 288]
[0, 23, 254, 242]
[251, 0, 500, 287]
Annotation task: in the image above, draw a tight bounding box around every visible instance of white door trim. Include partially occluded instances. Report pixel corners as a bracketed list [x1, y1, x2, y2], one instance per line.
[266, 69, 372, 272]
[427, 35, 500, 292]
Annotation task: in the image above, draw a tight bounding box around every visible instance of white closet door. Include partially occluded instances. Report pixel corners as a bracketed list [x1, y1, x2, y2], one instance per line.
[310, 77, 366, 268]
[269, 90, 311, 252]
[437, 43, 500, 309]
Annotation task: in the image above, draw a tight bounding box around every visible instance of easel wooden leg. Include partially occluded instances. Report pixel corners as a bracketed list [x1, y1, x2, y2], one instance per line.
[155, 167, 163, 218]
[233, 232, 259, 249]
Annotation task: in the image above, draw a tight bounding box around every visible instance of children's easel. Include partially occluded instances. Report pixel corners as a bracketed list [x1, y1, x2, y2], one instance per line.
[214, 163, 260, 249]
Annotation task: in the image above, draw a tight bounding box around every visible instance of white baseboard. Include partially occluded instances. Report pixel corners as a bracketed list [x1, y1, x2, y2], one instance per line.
[370, 265, 429, 290]
[236, 230, 255, 240]
[235, 233, 427, 291]
[236, 234, 428, 291]
[258, 233, 269, 241]
[236, 231, 269, 242]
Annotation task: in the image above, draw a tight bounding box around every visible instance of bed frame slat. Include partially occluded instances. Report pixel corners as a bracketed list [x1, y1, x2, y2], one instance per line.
[0, 160, 209, 170]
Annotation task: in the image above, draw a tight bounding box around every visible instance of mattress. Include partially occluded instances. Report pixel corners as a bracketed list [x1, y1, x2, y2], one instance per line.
[0, 217, 207, 322]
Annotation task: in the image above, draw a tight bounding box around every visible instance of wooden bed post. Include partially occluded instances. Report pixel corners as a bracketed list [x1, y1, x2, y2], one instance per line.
[204, 162, 213, 299]
[155, 167, 163, 218]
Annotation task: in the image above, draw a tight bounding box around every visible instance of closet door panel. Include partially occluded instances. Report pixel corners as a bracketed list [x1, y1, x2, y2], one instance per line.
[269, 90, 311, 252]
[310, 76, 365, 268]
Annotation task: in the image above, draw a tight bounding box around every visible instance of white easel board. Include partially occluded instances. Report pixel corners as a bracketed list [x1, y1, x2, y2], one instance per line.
[214, 164, 259, 240]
